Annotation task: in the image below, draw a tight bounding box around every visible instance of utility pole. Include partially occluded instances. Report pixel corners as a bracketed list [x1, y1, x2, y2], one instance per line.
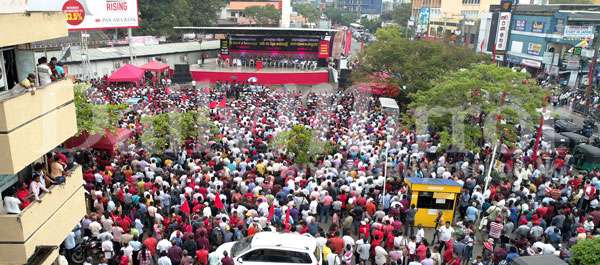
[128, 28, 134, 63]
[585, 25, 600, 115]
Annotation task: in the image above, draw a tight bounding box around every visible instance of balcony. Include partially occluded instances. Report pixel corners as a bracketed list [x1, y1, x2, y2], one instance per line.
[0, 166, 85, 265]
[0, 79, 78, 175]
[0, 12, 68, 47]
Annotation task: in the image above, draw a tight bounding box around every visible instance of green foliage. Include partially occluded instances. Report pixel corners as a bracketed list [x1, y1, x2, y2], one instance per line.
[141, 110, 217, 154]
[354, 28, 487, 105]
[140, 113, 172, 155]
[74, 83, 126, 135]
[244, 5, 281, 25]
[294, 3, 321, 24]
[407, 64, 545, 152]
[138, 0, 225, 37]
[273, 125, 331, 165]
[572, 237, 600, 265]
[360, 17, 381, 33]
[381, 3, 411, 26]
[324, 7, 358, 26]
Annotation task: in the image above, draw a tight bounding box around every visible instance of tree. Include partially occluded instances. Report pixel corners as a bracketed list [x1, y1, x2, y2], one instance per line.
[381, 2, 412, 26]
[294, 3, 321, 24]
[273, 125, 333, 165]
[140, 113, 172, 155]
[406, 64, 545, 152]
[360, 17, 381, 33]
[572, 237, 600, 265]
[354, 26, 486, 106]
[74, 83, 126, 135]
[138, 0, 225, 38]
[324, 7, 358, 26]
[244, 5, 281, 25]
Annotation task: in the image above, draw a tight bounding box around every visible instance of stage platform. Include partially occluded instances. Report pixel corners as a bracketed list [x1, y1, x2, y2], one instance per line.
[189, 60, 330, 85]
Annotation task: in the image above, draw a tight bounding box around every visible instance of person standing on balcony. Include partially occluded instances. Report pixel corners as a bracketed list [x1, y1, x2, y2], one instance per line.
[30, 173, 50, 202]
[36, 57, 52, 86]
[2, 190, 21, 214]
[50, 155, 67, 184]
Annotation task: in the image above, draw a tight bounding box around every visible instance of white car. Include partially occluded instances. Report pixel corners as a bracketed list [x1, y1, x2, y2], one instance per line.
[212, 232, 323, 265]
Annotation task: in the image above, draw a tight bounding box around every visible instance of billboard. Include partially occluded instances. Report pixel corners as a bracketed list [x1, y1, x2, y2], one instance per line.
[564, 25, 595, 40]
[417, 7, 430, 34]
[62, 0, 139, 30]
[495, 12, 512, 51]
[228, 35, 321, 53]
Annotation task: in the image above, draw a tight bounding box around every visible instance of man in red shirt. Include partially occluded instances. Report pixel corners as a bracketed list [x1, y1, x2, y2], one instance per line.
[195, 245, 209, 265]
[328, 231, 345, 254]
[143, 235, 158, 256]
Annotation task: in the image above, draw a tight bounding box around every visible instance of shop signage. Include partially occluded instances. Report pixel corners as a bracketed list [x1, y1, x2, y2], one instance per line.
[515, 20, 526, 31]
[532, 21, 545, 33]
[564, 25, 595, 39]
[527, 43, 542, 56]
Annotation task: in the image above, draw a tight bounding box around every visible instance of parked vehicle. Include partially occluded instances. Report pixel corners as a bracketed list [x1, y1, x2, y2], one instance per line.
[559, 132, 589, 150]
[554, 119, 581, 133]
[571, 144, 600, 171]
[212, 232, 323, 265]
[70, 237, 103, 264]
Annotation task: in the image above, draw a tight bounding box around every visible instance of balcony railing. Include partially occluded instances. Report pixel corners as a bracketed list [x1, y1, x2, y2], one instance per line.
[0, 166, 85, 265]
[0, 80, 77, 175]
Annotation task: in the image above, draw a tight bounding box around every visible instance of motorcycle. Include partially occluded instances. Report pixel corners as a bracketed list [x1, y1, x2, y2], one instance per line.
[70, 236, 103, 264]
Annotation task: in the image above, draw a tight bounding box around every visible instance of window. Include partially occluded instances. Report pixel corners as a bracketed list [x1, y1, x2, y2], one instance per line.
[416, 192, 455, 210]
[462, 0, 481, 4]
[241, 249, 312, 264]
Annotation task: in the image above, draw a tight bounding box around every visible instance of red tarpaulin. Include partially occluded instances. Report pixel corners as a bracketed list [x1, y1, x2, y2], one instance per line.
[107, 64, 144, 86]
[140, 60, 170, 72]
[64, 128, 133, 151]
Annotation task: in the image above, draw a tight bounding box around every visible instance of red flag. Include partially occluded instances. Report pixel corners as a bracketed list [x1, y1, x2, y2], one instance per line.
[209, 101, 218, 109]
[204, 87, 210, 94]
[218, 97, 227, 108]
[180, 199, 190, 215]
[283, 207, 291, 231]
[479, 39, 486, 52]
[214, 192, 224, 209]
[267, 205, 275, 222]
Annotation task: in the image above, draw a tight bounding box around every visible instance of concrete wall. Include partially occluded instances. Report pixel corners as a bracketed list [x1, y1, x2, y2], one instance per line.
[0, 12, 68, 47]
[0, 80, 77, 174]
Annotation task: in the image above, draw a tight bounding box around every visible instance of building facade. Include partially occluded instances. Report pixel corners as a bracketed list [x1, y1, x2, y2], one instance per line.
[337, 0, 382, 14]
[0, 3, 84, 265]
[479, 4, 600, 85]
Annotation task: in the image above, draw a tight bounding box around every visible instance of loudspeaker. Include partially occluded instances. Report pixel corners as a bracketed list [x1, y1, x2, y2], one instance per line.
[172, 64, 192, 84]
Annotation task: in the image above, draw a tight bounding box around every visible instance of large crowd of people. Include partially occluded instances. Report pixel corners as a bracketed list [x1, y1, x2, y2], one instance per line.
[3, 76, 600, 265]
[217, 55, 319, 70]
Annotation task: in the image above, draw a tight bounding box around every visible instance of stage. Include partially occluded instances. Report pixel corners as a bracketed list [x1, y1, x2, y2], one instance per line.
[189, 60, 330, 85]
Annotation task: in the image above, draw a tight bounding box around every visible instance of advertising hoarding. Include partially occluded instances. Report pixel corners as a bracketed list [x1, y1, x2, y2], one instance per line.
[62, 0, 139, 30]
[495, 12, 512, 51]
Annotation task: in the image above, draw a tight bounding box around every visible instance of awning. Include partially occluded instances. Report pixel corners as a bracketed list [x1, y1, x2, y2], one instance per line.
[64, 128, 132, 151]
[107, 64, 144, 84]
[140, 60, 170, 72]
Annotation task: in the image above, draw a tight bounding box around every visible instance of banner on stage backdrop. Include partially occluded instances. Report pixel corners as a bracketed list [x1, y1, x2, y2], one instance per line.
[319, 40, 330, 59]
[220, 39, 229, 55]
[62, 0, 139, 30]
[228, 35, 321, 53]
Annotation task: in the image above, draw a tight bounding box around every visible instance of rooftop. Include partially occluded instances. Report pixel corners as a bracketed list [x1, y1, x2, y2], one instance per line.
[406, 177, 463, 187]
[58, 41, 219, 63]
[228, 1, 282, 10]
[174, 26, 338, 36]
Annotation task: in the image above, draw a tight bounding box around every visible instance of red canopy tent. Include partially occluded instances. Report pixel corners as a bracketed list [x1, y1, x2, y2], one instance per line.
[64, 128, 133, 151]
[107, 64, 144, 86]
[140, 60, 170, 86]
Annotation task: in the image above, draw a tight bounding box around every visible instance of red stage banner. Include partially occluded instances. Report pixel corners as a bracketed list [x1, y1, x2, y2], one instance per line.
[345, 31, 352, 55]
[319, 40, 330, 59]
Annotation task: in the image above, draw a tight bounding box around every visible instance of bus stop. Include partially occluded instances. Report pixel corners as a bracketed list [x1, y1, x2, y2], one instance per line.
[405, 177, 462, 227]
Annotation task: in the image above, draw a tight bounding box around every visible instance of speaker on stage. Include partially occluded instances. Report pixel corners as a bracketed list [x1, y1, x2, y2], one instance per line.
[172, 64, 192, 84]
